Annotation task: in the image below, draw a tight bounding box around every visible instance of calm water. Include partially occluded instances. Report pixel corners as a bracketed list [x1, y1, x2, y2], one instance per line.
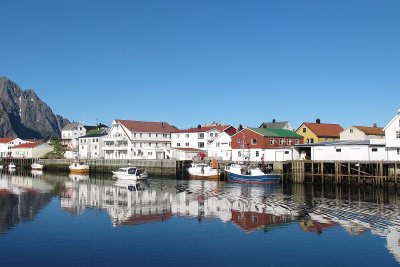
[1, 171, 400, 267]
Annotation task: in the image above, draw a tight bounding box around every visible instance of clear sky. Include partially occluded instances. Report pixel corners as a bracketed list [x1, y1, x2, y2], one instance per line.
[0, 0, 399, 130]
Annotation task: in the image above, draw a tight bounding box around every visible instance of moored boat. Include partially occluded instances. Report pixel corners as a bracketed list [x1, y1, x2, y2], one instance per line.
[225, 163, 281, 184]
[31, 162, 44, 170]
[69, 162, 90, 174]
[112, 166, 148, 180]
[188, 163, 220, 180]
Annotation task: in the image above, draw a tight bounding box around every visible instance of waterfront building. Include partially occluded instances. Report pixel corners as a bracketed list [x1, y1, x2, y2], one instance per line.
[231, 128, 303, 162]
[384, 109, 400, 161]
[207, 132, 233, 161]
[296, 119, 343, 144]
[259, 119, 294, 131]
[340, 125, 385, 140]
[167, 147, 204, 160]
[78, 127, 110, 159]
[0, 138, 30, 157]
[293, 139, 387, 161]
[61, 122, 98, 150]
[102, 119, 176, 160]
[11, 142, 53, 158]
[171, 124, 236, 152]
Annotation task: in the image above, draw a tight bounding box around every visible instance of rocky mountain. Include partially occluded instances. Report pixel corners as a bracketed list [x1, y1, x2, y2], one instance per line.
[0, 76, 70, 139]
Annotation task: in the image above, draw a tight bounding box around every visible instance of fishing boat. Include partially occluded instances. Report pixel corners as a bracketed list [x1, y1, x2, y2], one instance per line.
[188, 163, 220, 180]
[31, 162, 44, 170]
[225, 163, 281, 184]
[69, 162, 90, 174]
[112, 166, 148, 180]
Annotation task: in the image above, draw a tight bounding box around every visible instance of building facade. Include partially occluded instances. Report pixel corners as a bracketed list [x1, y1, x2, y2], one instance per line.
[231, 128, 303, 162]
[78, 130, 109, 159]
[0, 138, 29, 157]
[296, 119, 343, 144]
[102, 120, 176, 160]
[340, 125, 385, 141]
[11, 142, 53, 158]
[207, 132, 233, 161]
[384, 109, 400, 161]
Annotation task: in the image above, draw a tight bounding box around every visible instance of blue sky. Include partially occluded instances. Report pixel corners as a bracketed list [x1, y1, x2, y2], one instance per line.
[0, 0, 399, 130]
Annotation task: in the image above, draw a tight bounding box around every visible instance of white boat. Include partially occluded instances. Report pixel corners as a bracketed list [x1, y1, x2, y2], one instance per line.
[8, 162, 16, 169]
[31, 162, 44, 170]
[69, 162, 90, 174]
[112, 167, 148, 180]
[188, 163, 219, 180]
[225, 163, 281, 184]
[113, 179, 148, 191]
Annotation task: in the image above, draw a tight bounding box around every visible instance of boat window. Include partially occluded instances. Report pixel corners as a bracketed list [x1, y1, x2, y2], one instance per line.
[128, 168, 137, 174]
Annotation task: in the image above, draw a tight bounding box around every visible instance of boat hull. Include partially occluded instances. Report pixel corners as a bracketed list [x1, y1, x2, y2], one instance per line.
[189, 174, 220, 180]
[226, 171, 281, 184]
[112, 173, 139, 181]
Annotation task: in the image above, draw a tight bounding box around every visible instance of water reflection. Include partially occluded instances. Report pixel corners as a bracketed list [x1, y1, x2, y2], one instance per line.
[1, 171, 400, 263]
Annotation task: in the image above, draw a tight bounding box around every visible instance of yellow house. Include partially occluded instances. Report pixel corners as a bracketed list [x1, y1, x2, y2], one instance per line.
[296, 119, 343, 144]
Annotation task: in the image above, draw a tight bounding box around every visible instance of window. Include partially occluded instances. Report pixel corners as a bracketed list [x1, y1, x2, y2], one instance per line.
[303, 128, 307, 133]
[185, 143, 189, 146]
[216, 142, 220, 147]
[94, 145, 97, 149]
[396, 131, 400, 139]
[310, 138, 314, 144]
[336, 149, 341, 152]
[177, 143, 180, 147]
[215, 133, 218, 137]
[270, 139, 275, 145]
[285, 151, 289, 154]
[397, 148, 400, 155]
[279, 138, 284, 145]
[149, 134, 152, 138]
[148, 152, 153, 156]
[295, 139, 299, 145]
[238, 151, 242, 157]
[163, 134, 168, 138]
[287, 139, 292, 145]
[140, 133, 142, 138]
[185, 134, 189, 138]
[198, 142, 205, 148]
[256, 151, 259, 157]
[198, 133, 204, 139]
[237, 139, 241, 143]
[252, 139, 257, 145]
[156, 134, 158, 138]
[371, 148, 378, 152]
[350, 129, 354, 133]
[210, 133, 214, 137]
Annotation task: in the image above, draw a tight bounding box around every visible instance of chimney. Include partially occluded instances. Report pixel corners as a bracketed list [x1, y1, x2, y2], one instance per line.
[197, 124, 201, 129]
[316, 118, 321, 124]
[272, 119, 276, 123]
[373, 123, 377, 128]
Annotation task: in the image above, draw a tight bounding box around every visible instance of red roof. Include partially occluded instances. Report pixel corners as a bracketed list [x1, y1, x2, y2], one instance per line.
[173, 125, 233, 133]
[13, 142, 43, 149]
[302, 123, 343, 138]
[354, 126, 384, 136]
[117, 120, 177, 133]
[0, 138, 15, 143]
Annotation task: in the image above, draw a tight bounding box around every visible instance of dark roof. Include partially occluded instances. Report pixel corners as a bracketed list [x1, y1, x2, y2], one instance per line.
[259, 121, 289, 129]
[250, 128, 303, 138]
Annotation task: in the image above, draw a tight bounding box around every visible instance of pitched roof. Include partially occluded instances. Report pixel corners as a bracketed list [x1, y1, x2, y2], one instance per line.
[250, 128, 303, 138]
[0, 138, 15, 143]
[62, 122, 82, 131]
[117, 120, 177, 133]
[173, 125, 232, 133]
[259, 121, 288, 129]
[353, 126, 385, 136]
[13, 142, 43, 149]
[301, 123, 343, 138]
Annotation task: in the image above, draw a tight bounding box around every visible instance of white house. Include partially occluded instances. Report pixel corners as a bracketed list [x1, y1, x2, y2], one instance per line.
[0, 138, 31, 157]
[171, 124, 236, 152]
[78, 129, 109, 159]
[340, 125, 385, 140]
[207, 132, 233, 161]
[102, 119, 177, 160]
[11, 142, 53, 158]
[294, 140, 387, 161]
[384, 109, 400, 161]
[61, 123, 98, 150]
[167, 147, 204, 161]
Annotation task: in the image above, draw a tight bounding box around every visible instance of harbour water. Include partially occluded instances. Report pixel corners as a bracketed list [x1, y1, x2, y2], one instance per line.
[0, 170, 400, 267]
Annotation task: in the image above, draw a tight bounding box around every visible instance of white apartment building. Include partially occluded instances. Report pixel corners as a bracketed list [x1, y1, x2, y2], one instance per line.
[102, 119, 176, 160]
[384, 109, 400, 161]
[171, 124, 236, 152]
[61, 122, 96, 150]
[78, 131, 108, 159]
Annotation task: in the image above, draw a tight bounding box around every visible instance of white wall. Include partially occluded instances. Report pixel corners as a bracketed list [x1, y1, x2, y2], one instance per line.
[172, 130, 221, 150]
[264, 148, 294, 162]
[12, 144, 53, 158]
[311, 145, 387, 161]
[207, 133, 232, 161]
[385, 112, 400, 148]
[387, 148, 400, 161]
